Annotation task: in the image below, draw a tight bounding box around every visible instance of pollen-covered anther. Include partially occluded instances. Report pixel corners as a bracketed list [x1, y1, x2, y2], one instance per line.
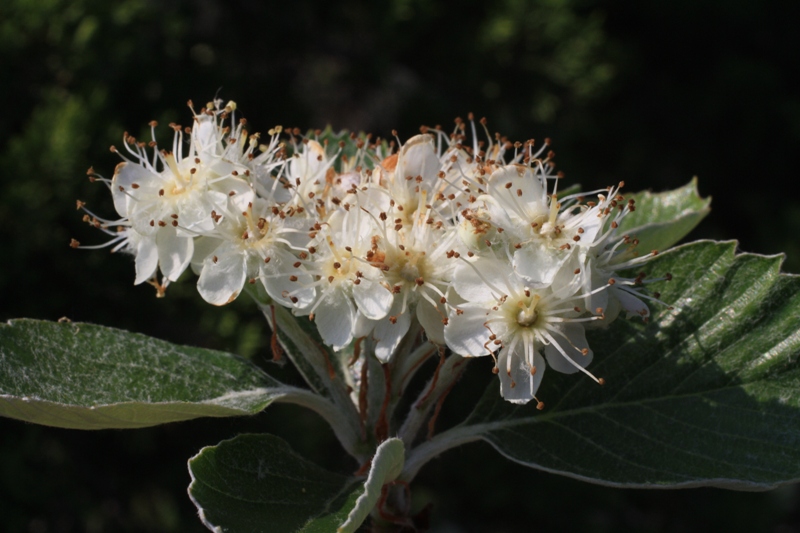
[70, 239, 80, 248]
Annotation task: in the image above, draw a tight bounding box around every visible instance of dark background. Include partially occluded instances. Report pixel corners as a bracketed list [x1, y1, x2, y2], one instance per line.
[2, 0, 799, 531]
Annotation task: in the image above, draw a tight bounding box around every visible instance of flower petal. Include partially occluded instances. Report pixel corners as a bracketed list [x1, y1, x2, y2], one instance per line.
[452, 258, 513, 303]
[197, 245, 247, 305]
[314, 286, 356, 351]
[134, 234, 158, 285]
[513, 244, 572, 288]
[444, 305, 491, 357]
[416, 297, 446, 345]
[156, 226, 193, 281]
[261, 249, 315, 309]
[544, 323, 593, 374]
[498, 346, 545, 405]
[353, 279, 393, 320]
[372, 298, 412, 363]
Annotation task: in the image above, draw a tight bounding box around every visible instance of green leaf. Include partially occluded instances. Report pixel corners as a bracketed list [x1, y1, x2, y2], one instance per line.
[188, 433, 364, 533]
[616, 177, 711, 252]
[443, 241, 800, 489]
[338, 438, 404, 533]
[0, 319, 293, 429]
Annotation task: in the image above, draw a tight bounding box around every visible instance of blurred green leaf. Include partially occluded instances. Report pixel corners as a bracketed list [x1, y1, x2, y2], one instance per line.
[449, 240, 800, 489]
[0, 319, 292, 429]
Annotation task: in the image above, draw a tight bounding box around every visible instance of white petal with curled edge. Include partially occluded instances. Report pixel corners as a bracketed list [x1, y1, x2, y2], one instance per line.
[443, 305, 491, 357]
[544, 323, 593, 374]
[397, 134, 438, 184]
[452, 258, 512, 303]
[498, 347, 545, 405]
[315, 287, 356, 351]
[416, 297, 445, 345]
[353, 279, 393, 320]
[513, 244, 572, 288]
[373, 311, 411, 363]
[134, 234, 159, 285]
[157, 226, 194, 281]
[197, 245, 247, 306]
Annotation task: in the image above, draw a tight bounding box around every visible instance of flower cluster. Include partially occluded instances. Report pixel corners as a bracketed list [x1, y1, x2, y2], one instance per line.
[78, 100, 666, 405]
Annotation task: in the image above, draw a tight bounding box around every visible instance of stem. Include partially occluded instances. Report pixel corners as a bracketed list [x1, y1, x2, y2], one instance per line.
[397, 355, 468, 447]
[401, 416, 538, 482]
[272, 387, 364, 460]
[400, 424, 484, 483]
[250, 292, 368, 460]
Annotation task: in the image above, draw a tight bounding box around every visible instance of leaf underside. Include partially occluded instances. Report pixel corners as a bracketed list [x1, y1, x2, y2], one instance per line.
[617, 177, 711, 253]
[0, 319, 285, 429]
[465, 240, 800, 489]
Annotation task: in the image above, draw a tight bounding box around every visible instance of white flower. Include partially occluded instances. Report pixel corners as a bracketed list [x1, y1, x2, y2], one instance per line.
[195, 198, 315, 308]
[293, 206, 392, 351]
[445, 256, 605, 404]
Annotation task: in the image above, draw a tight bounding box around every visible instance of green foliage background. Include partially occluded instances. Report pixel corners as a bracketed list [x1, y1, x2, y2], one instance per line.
[1, 0, 799, 531]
